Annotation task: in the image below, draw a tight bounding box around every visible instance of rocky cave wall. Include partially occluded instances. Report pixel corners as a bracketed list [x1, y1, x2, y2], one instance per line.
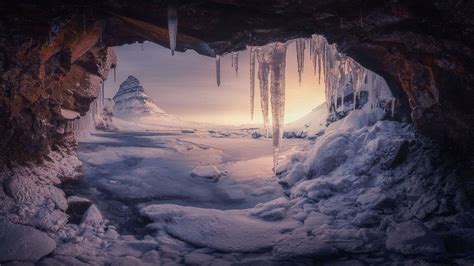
[0, 0, 473, 168]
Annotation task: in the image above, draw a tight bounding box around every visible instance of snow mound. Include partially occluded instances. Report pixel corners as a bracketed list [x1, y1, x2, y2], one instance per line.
[284, 103, 328, 138]
[140, 204, 298, 253]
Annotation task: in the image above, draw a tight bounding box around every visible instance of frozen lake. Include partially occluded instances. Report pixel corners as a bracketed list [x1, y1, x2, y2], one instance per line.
[65, 130, 306, 234]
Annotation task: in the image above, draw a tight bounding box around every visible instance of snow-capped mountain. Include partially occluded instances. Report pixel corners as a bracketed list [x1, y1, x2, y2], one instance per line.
[112, 76, 189, 130]
[113, 75, 167, 118]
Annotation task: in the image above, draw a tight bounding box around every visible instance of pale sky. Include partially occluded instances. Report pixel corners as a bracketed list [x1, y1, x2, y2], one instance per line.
[105, 41, 326, 125]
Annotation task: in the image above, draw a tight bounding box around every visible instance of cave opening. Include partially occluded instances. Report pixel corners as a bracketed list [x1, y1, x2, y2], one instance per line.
[1, 1, 473, 265]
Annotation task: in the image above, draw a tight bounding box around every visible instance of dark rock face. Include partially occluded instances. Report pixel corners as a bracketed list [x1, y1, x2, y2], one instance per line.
[0, 0, 473, 166]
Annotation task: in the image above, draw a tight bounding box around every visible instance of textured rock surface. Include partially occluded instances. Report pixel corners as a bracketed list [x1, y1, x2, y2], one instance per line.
[386, 220, 446, 255]
[0, 221, 56, 263]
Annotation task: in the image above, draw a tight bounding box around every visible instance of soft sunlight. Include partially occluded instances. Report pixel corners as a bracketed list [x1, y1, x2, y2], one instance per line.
[105, 41, 325, 125]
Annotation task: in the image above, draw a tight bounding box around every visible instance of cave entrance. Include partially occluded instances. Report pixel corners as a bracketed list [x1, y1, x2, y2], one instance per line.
[64, 35, 397, 236]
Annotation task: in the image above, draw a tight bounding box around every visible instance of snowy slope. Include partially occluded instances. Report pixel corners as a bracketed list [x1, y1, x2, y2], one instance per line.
[284, 103, 328, 137]
[113, 75, 167, 118]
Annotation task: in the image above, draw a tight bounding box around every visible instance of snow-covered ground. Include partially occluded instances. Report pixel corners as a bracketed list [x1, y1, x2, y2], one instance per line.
[2, 75, 472, 265]
[28, 106, 470, 265]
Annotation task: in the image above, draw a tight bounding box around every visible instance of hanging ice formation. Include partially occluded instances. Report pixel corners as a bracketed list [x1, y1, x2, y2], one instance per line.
[295, 39, 305, 85]
[215, 55, 221, 87]
[249, 47, 256, 120]
[66, 79, 106, 139]
[248, 35, 394, 170]
[255, 43, 288, 171]
[167, 5, 178, 56]
[113, 66, 116, 83]
[232, 52, 239, 76]
[307, 34, 393, 115]
[256, 46, 271, 138]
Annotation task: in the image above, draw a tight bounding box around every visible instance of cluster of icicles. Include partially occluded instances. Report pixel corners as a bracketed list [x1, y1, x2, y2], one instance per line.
[71, 6, 395, 171]
[215, 35, 395, 171]
[66, 80, 107, 138]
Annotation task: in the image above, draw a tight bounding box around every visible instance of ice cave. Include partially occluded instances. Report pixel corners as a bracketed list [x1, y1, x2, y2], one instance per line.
[0, 1, 473, 265]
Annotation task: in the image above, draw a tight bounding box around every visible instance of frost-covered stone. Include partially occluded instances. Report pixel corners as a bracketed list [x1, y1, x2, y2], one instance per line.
[273, 231, 338, 258]
[141, 250, 161, 264]
[0, 222, 56, 263]
[184, 253, 215, 265]
[305, 132, 355, 178]
[386, 220, 445, 255]
[190, 165, 222, 182]
[81, 204, 103, 227]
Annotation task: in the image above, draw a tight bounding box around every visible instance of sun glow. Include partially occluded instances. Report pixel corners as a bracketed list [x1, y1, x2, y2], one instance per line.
[105, 41, 326, 126]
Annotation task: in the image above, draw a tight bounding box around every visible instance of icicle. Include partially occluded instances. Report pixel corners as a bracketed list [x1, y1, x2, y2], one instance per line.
[215, 55, 221, 87]
[249, 48, 256, 120]
[141, 42, 144, 51]
[256, 48, 271, 138]
[113, 67, 116, 83]
[167, 5, 178, 56]
[295, 39, 305, 85]
[232, 52, 239, 77]
[269, 43, 288, 172]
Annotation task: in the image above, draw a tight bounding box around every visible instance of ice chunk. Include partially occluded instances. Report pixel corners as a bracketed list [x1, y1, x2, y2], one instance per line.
[190, 165, 222, 182]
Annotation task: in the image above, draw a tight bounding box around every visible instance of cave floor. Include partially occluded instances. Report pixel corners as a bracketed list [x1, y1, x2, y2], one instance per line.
[66, 129, 306, 235]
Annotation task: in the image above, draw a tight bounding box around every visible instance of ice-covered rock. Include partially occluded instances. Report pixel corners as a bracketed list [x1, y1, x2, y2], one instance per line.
[60, 108, 80, 120]
[0, 222, 56, 263]
[386, 220, 446, 255]
[80, 204, 103, 227]
[190, 165, 222, 182]
[273, 231, 338, 258]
